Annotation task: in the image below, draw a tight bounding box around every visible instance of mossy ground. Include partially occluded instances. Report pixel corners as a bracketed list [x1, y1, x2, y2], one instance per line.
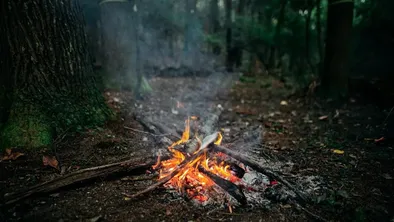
[0, 94, 113, 151]
[0, 103, 52, 149]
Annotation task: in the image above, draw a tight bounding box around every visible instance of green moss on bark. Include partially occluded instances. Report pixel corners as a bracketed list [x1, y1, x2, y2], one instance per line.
[0, 103, 52, 149]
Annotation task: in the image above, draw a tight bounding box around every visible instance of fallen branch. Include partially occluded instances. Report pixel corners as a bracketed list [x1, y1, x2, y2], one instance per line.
[213, 145, 309, 203]
[124, 126, 172, 137]
[3, 156, 165, 206]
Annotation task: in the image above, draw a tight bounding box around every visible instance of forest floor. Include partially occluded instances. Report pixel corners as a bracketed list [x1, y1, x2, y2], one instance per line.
[1, 75, 394, 222]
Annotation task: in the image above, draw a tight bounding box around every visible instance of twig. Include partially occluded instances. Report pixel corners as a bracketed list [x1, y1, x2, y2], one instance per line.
[213, 145, 309, 203]
[120, 174, 158, 182]
[383, 105, 394, 124]
[124, 126, 172, 137]
[294, 203, 328, 222]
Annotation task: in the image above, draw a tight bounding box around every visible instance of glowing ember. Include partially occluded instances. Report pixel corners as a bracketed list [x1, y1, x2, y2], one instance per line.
[153, 117, 241, 202]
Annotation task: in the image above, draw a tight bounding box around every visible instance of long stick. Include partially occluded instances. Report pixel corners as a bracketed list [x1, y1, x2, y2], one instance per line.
[213, 145, 309, 203]
[124, 144, 214, 199]
[3, 156, 163, 206]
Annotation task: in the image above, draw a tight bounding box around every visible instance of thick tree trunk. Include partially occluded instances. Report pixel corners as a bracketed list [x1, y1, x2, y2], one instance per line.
[321, 0, 354, 98]
[0, 0, 111, 149]
[210, 0, 221, 55]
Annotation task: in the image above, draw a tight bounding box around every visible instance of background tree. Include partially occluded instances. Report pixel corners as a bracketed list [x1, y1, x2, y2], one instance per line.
[225, 0, 233, 72]
[0, 0, 111, 149]
[320, 0, 354, 98]
[209, 0, 221, 55]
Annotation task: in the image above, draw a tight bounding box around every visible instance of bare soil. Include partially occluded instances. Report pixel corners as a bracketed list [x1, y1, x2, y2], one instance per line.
[1, 76, 393, 222]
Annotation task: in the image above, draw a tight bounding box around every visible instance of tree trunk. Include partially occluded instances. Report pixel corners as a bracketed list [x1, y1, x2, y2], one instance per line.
[210, 0, 221, 55]
[233, 0, 245, 68]
[316, 0, 323, 74]
[0, 0, 111, 149]
[268, 0, 288, 69]
[305, 0, 313, 63]
[184, 0, 198, 54]
[225, 0, 233, 72]
[320, 0, 354, 99]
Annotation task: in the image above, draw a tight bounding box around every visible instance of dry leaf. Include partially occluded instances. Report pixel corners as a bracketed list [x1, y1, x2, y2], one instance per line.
[1, 148, 25, 161]
[280, 100, 288, 105]
[318, 115, 328, 120]
[332, 149, 344, 154]
[42, 155, 59, 170]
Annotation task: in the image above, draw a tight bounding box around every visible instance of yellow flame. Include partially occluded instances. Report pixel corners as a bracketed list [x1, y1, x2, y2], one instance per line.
[155, 118, 239, 202]
[214, 132, 223, 145]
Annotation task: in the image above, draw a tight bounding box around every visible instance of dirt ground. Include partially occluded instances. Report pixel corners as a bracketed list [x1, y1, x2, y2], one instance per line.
[1, 76, 394, 222]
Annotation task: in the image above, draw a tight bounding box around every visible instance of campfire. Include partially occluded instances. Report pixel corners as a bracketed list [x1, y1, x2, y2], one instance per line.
[132, 116, 282, 210]
[124, 115, 309, 212]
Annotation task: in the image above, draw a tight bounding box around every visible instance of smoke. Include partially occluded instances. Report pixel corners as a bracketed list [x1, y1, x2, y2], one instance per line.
[81, 0, 223, 91]
[81, 0, 240, 134]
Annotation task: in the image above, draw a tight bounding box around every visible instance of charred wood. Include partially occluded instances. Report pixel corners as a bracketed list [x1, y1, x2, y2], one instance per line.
[197, 165, 247, 205]
[212, 145, 309, 203]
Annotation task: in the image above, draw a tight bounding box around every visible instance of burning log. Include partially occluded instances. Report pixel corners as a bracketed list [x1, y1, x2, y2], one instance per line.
[123, 137, 219, 199]
[212, 145, 309, 203]
[2, 156, 164, 207]
[197, 165, 247, 205]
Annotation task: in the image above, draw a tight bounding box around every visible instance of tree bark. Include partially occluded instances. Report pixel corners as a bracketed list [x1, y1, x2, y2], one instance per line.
[320, 0, 354, 98]
[0, 0, 111, 149]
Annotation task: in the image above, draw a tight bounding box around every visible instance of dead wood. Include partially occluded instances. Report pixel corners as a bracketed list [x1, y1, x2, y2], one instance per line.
[123, 143, 216, 199]
[2, 156, 164, 206]
[212, 145, 309, 203]
[197, 166, 247, 205]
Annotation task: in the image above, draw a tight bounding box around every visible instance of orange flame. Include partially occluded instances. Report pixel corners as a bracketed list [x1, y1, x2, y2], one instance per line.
[153, 117, 240, 203]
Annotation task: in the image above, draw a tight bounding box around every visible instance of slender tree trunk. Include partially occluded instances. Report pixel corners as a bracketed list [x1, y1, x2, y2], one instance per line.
[305, 0, 313, 62]
[316, 0, 323, 73]
[210, 0, 221, 55]
[321, 0, 354, 98]
[0, 0, 111, 149]
[132, 0, 142, 99]
[225, 0, 233, 72]
[269, 0, 288, 69]
[184, 0, 197, 54]
[233, 0, 245, 68]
